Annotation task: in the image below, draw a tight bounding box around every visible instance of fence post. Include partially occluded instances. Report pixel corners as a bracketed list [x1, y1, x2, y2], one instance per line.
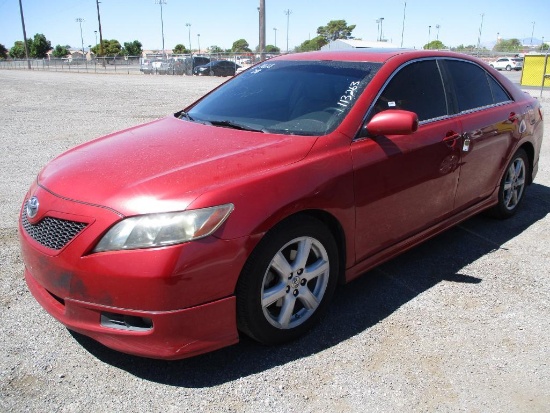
[541, 51, 549, 98]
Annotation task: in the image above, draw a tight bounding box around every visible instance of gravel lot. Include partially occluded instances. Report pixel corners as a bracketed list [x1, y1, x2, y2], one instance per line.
[1, 69, 549, 412]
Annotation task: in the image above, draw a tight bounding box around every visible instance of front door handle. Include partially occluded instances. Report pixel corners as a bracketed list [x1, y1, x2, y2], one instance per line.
[442, 131, 462, 149]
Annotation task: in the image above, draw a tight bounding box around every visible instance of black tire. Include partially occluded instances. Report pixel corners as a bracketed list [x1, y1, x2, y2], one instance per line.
[236, 215, 339, 345]
[488, 148, 529, 219]
[506, 65, 512, 71]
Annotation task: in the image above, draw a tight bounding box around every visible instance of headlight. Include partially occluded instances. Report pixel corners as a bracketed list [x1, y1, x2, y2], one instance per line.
[93, 204, 234, 252]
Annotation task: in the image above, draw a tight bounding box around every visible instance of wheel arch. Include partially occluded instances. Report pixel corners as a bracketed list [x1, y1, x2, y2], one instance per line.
[519, 141, 535, 185]
[239, 209, 348, 288]
[298, 209, 347, 285]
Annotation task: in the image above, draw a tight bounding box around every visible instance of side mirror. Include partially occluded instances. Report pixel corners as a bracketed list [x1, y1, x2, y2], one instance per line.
[363, 110, 419, 137]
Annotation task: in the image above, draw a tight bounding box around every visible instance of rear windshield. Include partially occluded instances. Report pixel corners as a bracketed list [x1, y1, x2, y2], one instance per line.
[186, 60, 381, 136]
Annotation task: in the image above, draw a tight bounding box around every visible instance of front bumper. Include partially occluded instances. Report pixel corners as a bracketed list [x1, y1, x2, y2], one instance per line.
[18, 184, 254, 359]
[25, 268, 238, 359]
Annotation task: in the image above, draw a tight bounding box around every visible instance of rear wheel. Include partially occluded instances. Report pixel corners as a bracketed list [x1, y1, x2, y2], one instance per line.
[236, 216, 338, 345]
[488, 148, 529, 219]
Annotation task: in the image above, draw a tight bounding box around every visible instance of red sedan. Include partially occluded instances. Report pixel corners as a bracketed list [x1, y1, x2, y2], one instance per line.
[19, 49, 544, 359]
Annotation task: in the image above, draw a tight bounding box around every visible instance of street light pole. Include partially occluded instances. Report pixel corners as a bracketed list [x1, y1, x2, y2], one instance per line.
[76, 18, 85, 57]
[428, 26, 431, 49]
[436, 24, 440, 41]
[380, 17, 384, 42]
[284, 9, 292, 53]
[531, 21, 535, 46]
[155, 0, 167, 59]
[197, 34, 200, 54]
[186, 23, 192, 53]
[477, 13, 484, 54]
[273, 27, 277, 48]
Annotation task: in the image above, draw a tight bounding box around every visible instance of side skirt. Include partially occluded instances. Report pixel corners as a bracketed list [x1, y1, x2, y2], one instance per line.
[345, 193, 498, 283]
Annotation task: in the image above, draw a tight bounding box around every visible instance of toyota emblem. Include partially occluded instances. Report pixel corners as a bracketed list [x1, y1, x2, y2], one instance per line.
[26, 196, 39, 219]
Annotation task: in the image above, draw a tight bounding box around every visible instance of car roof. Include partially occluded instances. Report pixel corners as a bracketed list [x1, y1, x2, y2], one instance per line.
[273, 49, 480, 64]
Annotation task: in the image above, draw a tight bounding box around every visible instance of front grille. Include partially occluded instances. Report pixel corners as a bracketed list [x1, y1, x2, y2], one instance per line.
[21, 208, 87, 250]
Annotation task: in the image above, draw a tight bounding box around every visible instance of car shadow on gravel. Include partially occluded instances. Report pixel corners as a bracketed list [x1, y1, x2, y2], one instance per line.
[71, 182, 550, 387]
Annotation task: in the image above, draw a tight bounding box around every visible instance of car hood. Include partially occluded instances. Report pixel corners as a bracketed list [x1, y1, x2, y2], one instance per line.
[37, 116, 316, 216]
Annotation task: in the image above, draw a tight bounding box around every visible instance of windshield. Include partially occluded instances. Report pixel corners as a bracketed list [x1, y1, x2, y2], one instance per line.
[185, 60, 381, 136]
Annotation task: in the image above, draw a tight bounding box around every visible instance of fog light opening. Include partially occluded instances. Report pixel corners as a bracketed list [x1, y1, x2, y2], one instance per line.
[100, 312, 153, 332]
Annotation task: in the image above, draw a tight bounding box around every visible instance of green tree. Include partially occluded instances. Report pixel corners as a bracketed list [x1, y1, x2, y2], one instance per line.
[208, 45, 223, 54]
[231, 39, 251, 53]
[52, 44, 70, 58]
[265, 44, 280, 53]
[423, 40, 446, 50]
[317, 20, 356, 42]
[30, 33, 51, 58]
[493, 38, 522, 53]
[123, 40, 143, 56]
[541, 42, 549, 51]
[295, 35, 328, 52]
[91, 39, 122, 56]
[9, 40, 31, 59]
[172, 44, 189, 54]
[453, 44, 476, 52]
[0, 43, 8, 59]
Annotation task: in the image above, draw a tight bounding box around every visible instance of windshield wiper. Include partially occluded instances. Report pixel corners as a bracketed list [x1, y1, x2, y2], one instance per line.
[177, 111, 195, 121]
[208, 120, 266, 133]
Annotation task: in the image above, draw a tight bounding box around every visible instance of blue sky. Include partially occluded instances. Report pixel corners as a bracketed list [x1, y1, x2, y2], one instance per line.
[0, 0, 548, 52]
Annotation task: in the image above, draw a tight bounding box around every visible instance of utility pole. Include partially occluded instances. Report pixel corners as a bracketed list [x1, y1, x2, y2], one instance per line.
[259, 0, 265, 60]
[400, 1, 407, 47]
[273, 27, 277, 48]
[18, 0, 31, 69]
[96, 0, 104, 57]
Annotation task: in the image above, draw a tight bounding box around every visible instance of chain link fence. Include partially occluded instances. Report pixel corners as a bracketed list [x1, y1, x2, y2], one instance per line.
[0, 53, 281, 75]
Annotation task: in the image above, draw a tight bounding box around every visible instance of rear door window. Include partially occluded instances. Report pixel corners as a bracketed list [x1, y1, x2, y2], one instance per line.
[443, 60, 511, 113]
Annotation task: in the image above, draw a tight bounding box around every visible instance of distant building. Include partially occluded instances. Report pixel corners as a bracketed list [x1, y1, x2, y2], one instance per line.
[321, 39, 399, 51]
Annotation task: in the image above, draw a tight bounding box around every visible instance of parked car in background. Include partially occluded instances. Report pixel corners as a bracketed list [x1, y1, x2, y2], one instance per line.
[184, 56, 210, 75]
[19, 49, 544, 360]
[139, 60, 154, 74]
[156, 61, 173, 75]
[193, 60, 241, 76]
[489, 57, 523, 71]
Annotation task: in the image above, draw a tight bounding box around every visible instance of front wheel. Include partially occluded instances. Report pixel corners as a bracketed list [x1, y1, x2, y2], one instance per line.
[506, 65, 512, 71]
[488, 148, 529, 219]
[236, 216, 339, 345]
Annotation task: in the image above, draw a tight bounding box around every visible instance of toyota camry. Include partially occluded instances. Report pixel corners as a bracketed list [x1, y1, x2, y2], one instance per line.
[19, 49, 544, 359]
